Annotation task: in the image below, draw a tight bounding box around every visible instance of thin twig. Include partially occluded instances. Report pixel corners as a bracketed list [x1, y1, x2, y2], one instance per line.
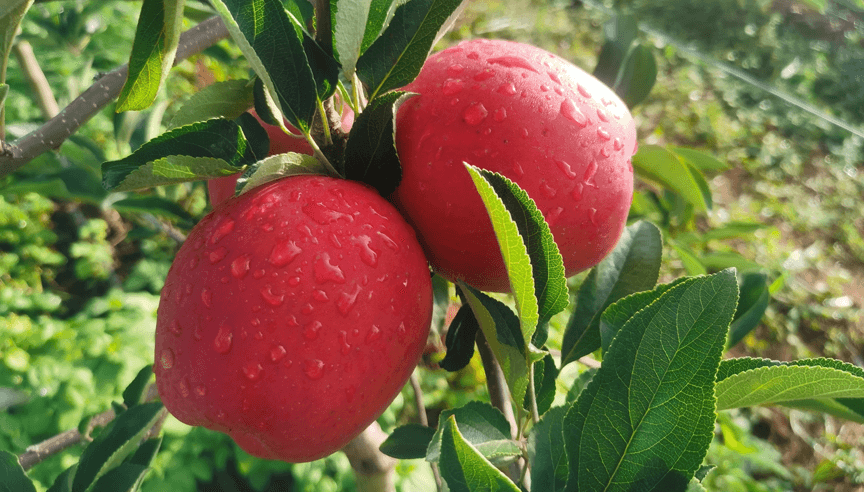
[0, 15, 229, 177]
[341, 422, 397, 492]
[475, 329, 516, 437]
[409, 372, 443, 491]
[12, 39, 60, 120]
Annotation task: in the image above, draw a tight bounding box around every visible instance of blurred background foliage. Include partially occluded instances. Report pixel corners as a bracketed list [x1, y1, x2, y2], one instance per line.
[2, 0, 863, 490]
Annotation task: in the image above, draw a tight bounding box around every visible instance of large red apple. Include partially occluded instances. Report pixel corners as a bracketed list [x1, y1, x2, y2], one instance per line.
[156, 175, 432, 462]
[392, 38, 637, 292]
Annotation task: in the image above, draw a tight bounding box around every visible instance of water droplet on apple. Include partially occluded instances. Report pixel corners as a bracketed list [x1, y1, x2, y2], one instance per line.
[288, 276, 301, 286]
[600, 147, 612, 158]
[313, 289, 328, 302]
[243, 362, 263, 381]
[493, 108, 507, 122]
[185, 284, 193, 296]
[260, 285, 285, 307]
[547, 71, 562, 84]
[269, 240, 302, 267]
[366, 325, 382, 343]
[596, 108, 609, 122]
[303, 359, 325, 380]
[231, 254, 251, 279]
[487, 55, 538, 73]
[193, 324, 203, 341]
[214, 324, 233, 354]
[201, 288, 213, 308]
[560, 99, 588, 128]
[188, 256, 199, 270]
[556, 159, 577, 179]
[613, 138, 624, 151]
[597, 127, 611, 141]
[584, 161, 598, 187]
[209, 247, 228, 264]
[302, 203, 354, 225]
[353, 235, 379, 267]
[377, 232, 399, 251]
[512, 162, 525, 177]
[572, 183, 584, 202]
[473, 70, 495, 81]
[397, 322, 407, 341]
[540, 182, 557, 198]
[195, 384, 207, 396]
[496, 82, 517, 96]
[253, 269, 266, 279]
[270, 345, 287, 362]
[577, 83, 592, 99]
[315, 253, 346, 284]
[463, 102, 488, 125]
[442, 78, 463, 95]
[589, 208, 598, 225]
[446, 64, 464, 76]
[160, 348, 175, 369]
[546, 207, 564, 227]
[339, 330, 351, 355]
[169, 320, 182, 336]
[210, 218, 235, 245]
[337, 284, 362, 315]
[178, 377, 190, 398]
[467, 51, 480, 60]
[301, 303, 314, 315]
[304, 321, 322, 340]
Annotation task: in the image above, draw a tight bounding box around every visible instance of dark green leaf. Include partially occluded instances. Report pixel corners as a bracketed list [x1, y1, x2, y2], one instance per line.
[235, 112, 271, 162]
[343, 91, 413, 194]
[439, 304, 480, 372]
[528, 405, 569, 492]
[565, 368, 596, 404]
[561, 221, 662, 366]
[90, 464, 150, 492]
[694, 465, 715, 482]
[530, 353, 559, 416]
[427, 401, 521, 464]
[210, 0, 318, 131]
[360, 0, 397, 55]
[284, 0, 314, 26]
[112, 196, 194, 223]
[127, 437, 162, 468]
[121, 365, 153, 408]
[616, 44, 657, 107]
[168, 79, 255, 129]
[0, 450, 37, 492]
[564, 270, 738, 492]
[379, 424, 436, 459]
[439, 416, 521, 492]
[235, 153, 327, 196]
[253, 77, 280, 126]
[46, 465, 76, 492]
[430, 273, 451, 332]
[117, 0, 185, 111]
[355, 0, 464, 100]
[727, 272, 770, 348]
[300, 29, 341, 101]
[71, 402, 164, 492]
[101, 119, 255, 191]
[593, 14, 639, 88]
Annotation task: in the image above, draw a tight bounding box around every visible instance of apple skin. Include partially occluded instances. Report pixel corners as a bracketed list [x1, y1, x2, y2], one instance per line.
[155, 175, 432, 463]
[208, 107, 355, 207]
[392, 38, 637, 292]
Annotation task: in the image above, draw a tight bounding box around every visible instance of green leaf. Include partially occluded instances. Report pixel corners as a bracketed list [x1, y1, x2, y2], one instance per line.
[101, 118, 256, 191]
[526, 353, 558, 416]
[694, 464, 715, 482]
[671, 242, 707, 276]
[235, 152, 327, 196]
[564, 270, 738, 492]
[360, 0, 399, 55]
[439, 416, 521, 492]
[90, 464, 150, 492]
[430, 273, 451, 332]
[459, 284, 537, 408]
[332, 0, 376, 76]
[427, 401, 521, 464]
[616, 44, 657, 108]
[561, 221, 662, 366]
[439, 304, 480, 372]
[715, 358, 864, 411]
[727, 272, 770, 348]
[685, 478, 707, 492]
[632, 145, 711, 212]
[300, 29, 342, 101]
[669, 147, 729, 172]
[168, 80, 255, 129]
[356, 0, 464, 100]
[379, 424, 437, 459]
[127, 437, 162, 468]
[343, 90, 413, 194]
[465, 164, 568, 346]
[71, 402, 164, 492]
[121, 365, 154, 408]
[1, 1, 34, 90]
[593, 14, 639, 88]
[112, 196, 194, 223]
[46, 465, 76, 492]
[116, 0, 185, 111]
[0, 450, 37, 492]
[210, 0, 318, 131]
[528, 405, 569, 492]
[565, 368, 596, 404]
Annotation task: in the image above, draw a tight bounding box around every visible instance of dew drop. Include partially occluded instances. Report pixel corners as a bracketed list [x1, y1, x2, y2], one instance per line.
[339, 330, 351, 355]
[303, 203, 354, 225]
[493, 107, 507, 122]
[596, 108, 609, 122]
[328, 233, 342, 249]
[589, 208, 598, 226]
[442, 78, 463, 95]
[512, 162, 525, 177]
[547, 71, 562, 84]
[243, 362, 263, 381]
[600, 146, 612, 158]
[178, 378, 190, 398]
[193, 325, 203, 341]
[353, 235, 379, 267]
[613, 138, 624, 151]
[253, 269, 266, 279]
[304, 359, 325, 380]
[521, 127, 529, 138]
[397, 322, 407, 340]
[260, 285, 285, 306]
[315, 253, 346, 284]
[304, 321, 322, 340]
[288, 276, 301, 286]
[209, 247, 229, 264]
[188, 256, 199, 270]
[214, 324, 233, 354]
[270, 345, 287, 362]
[577, 83, 592, 98]
[555, 159, 577, 179]
[473, 70, 495, 81]
[313, 289, 329, 302]
[210, 218, 235, 245]
[337, 284, 363, 315]
[540, 182, 557, 198]
[487, 55, 538, 73]
[301, 303, 314, 315]
[221, 276, 229, 284]
[597, 127, 611, 141]
[572, 183, 584, 202]
[160, 348, 175, 369]
[467, 51, 479, 60]
[584, 161, 598, 187]
[366, 325, 382, 343]
[269, 240, 302, 267]
[463, 102, 488, 125]
[496, 82, 517, 96]
[201, 288, 213, 308]
[195, 384, 207, 396]
[446, 63, 464, 76]
[560, 99, 588, 128]
[546, 207, 564, 228]
[377, 232, 399, 251]
[169, 320, 183, 336]
[540, 84, 549, 92]
[231, 254, 251, 279]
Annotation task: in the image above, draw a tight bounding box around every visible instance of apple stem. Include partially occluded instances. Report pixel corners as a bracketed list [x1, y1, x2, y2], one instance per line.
[527, 364, 540, 424]
[306, 132, 341, 177]
[316, 98, 334, 147]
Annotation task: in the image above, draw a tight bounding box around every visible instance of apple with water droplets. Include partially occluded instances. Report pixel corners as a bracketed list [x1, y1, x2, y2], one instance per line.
[392, 38, 637, 292]
[155, 175, 432, 462]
